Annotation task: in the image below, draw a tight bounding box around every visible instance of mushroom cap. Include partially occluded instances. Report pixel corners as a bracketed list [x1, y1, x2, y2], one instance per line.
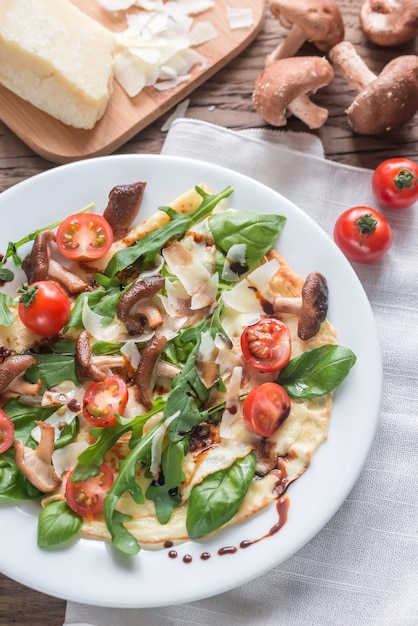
[269, 0, 345, 52]
[298, 272, 329, 341]
[360, 0, 418, 46]
[347, 55, 418, 134]
[253, 56, 334, 127]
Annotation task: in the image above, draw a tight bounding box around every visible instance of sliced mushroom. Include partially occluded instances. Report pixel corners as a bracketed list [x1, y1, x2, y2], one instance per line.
[360, 0, 418, 46]
[329, 42, 418, 134]
[103, 181, 146, 240]
[134, 333, 167, 409]
[75, 330, 106, 382]
[75, 330, 127, 383]
[23, 230, 89, 294]
[117, 275, 165, 335]
[253, 56, 334, 129]
[0, 354, 40, 395]
[14, 421, 60, 492]
[273, 272, 328, 340]
[267, 0, 344, 64]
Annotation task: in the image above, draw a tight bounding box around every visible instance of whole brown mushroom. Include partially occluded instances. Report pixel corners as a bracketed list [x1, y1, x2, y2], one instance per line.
[329, 42, 418, 134]
[253, 56, 334, 129]
[360, 0, 418, 46]
[267, 0, 345, 64]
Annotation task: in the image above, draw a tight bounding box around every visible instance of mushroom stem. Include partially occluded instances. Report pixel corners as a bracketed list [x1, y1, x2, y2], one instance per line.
[329, 41, 377, 90]
[266, 23, 307, 64]
[135, 333, 167, 409]
[287, 95, 330, 129]
[14, 421, 60, 492]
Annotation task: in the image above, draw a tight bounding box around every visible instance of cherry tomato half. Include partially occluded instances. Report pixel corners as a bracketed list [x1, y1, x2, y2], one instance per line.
[18, 281, 71, 336]
[82, 375, 128, 427]
[242, 382, 291, 438]
[56, 213, 113, 261]
[372, 158, 418, 209]
[0, 409, 14, 454]
[66, 462, 114, 519]
[333, 206, 392, 264]
[241, 318, 291, 373]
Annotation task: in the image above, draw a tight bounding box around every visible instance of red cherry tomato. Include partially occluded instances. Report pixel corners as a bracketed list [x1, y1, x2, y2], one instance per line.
[333, 206, 392, 264]
[241, 318, 291, 373]
[372, 158, 418, 209]
[56, 213, 113, 261]
[66, 463, 114, 519]
[0, 409, 14, 454]
[18, 281, 71, 336]
[82, 375, 128, 427]
[242, 382, 291, 438]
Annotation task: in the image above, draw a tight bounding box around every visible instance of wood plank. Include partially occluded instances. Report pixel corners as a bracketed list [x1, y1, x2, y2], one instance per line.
[0, 0, 265, 163]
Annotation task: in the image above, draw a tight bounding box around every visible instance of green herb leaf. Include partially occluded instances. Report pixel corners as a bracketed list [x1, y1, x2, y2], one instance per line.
[209, 210, 286, 269]
[277, 344, 357, 399]
[0, 293, 15, 326]
[0, 456, 42, 501]
[37, 500, 83, 548]
[186, 452, 256, 540]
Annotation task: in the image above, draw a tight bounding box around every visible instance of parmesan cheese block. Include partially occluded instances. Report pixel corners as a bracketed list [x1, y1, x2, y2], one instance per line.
[0, 0, 116, 129]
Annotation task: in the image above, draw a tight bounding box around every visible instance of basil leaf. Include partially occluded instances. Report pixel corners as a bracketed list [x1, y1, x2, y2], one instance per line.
[105, 186, 234, 278]
[25, 353, 78, 388]
[0, 457, 41, 500]
[37, 500, 82, 548]
[4, 398, 57, 443]
[209, 210, 286, 269]
[277, 344, 357, 399]
[186, 452, 256, 540]
[0, 293, 15, 326]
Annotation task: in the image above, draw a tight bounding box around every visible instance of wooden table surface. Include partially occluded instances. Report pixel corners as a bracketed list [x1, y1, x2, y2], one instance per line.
[0, 1, 417, 624]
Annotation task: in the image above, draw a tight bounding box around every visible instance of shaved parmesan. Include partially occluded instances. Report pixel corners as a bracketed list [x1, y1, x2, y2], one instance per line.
[227, 7, 254, 30]
[81, 296, 124, 343]
[161, 98, 190, 131]
[31, 406, 80, 443]
[222, 243, 247, 282]
[52, 442, 89, 478]
[100, 0, 216, 97]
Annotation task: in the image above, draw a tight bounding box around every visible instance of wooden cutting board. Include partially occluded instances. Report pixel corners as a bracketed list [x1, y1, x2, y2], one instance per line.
[0, 0, 265, 164]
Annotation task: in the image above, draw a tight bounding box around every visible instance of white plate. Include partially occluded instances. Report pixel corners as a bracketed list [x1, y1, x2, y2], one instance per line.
[0, 154, 382, 608]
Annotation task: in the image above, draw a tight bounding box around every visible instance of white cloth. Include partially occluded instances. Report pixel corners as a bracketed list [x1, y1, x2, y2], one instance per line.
[65, 119, 418, 626]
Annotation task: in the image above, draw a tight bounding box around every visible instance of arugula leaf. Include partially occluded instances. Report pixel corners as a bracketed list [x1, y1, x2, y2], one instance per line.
[37, 500, 83, 548]
[0, 293, 15, 326]
[209, 209, 286, 269]
[277, 344, 357, 399]
[71, 402, 166, 483]
[104, 418, 167, 554]
[104, 186, 234, 278]
[186, 452, 256, 540]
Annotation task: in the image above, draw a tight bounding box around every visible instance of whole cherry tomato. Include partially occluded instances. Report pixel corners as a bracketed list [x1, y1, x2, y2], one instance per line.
[18, 281, 71, 336]
[333, 206, 392, 264]
[82, 375, 129, 427]
[0, 409, 14, 454]
[241, 318, 291, 373]
[66, 462, 114, 519]
[372, 158, 418, 209]
[56, 213, 113, 262]
[242, 382, 291, 438]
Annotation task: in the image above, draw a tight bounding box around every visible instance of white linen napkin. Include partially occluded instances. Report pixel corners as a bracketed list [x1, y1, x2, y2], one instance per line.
[65, 119, 418, 626]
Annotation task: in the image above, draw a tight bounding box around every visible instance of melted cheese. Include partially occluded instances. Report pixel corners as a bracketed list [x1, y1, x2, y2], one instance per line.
[0, 0, 115, 129]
